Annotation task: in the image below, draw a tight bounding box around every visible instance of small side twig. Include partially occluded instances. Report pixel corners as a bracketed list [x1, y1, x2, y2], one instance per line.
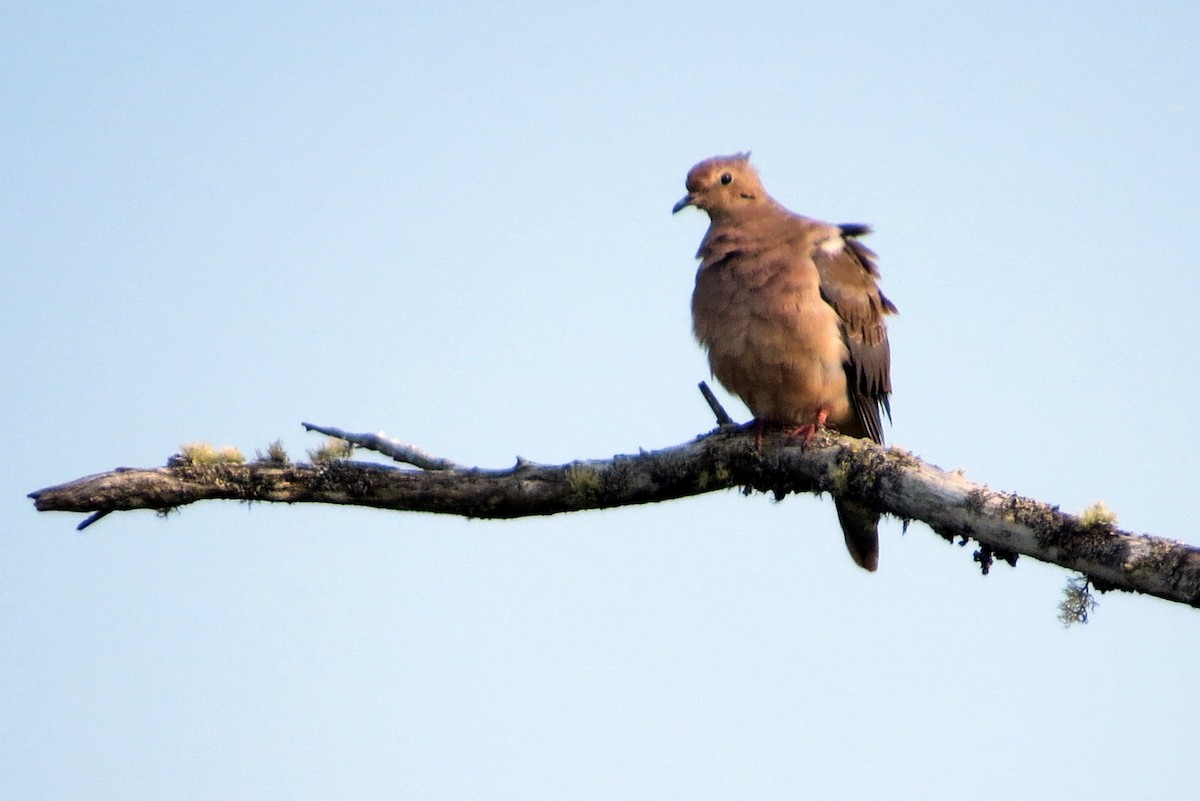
[301, 422, 459, 471]
[77, 510, 111, 531]
[698, 381, 735, 427]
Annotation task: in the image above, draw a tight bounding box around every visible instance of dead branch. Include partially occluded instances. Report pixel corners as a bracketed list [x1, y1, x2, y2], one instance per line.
[28, 418, 1200, 610]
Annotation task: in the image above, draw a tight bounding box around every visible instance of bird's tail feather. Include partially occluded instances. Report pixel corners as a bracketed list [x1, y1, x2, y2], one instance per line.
[834, 498, 880, 572]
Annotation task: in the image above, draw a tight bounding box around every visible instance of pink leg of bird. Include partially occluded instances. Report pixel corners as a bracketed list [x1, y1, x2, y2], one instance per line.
[787, 408, 829, 445]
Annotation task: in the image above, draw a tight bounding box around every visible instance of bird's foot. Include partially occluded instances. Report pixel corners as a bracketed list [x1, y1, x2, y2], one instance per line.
[786, 409, 828, 447]
[786, 423, 818, 445]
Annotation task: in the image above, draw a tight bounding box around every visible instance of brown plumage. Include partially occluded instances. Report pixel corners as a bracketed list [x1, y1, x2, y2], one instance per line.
[674, 153, 897, 571]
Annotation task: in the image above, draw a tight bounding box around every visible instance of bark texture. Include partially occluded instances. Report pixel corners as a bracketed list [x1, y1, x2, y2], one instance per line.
[28, 424, 1200, 610]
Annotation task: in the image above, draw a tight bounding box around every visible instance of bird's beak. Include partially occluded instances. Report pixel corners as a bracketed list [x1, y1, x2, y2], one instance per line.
[672, 194, 694, 214]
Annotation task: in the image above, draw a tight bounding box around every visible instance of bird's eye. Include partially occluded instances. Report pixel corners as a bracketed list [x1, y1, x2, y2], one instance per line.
[720, 172, 733, 185]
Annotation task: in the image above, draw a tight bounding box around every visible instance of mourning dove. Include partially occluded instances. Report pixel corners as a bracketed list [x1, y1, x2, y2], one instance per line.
[674, 153, 897, 571]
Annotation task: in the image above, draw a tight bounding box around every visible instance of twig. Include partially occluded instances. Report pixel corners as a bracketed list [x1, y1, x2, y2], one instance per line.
[301, 422, 459, 470]
[698, 381, 735, 426]
[77, 510, 111, 531]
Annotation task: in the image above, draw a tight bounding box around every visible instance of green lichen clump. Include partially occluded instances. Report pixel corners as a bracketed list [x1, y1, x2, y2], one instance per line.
[177, 442, 246, 465]
[308, 438, 354, 463]
[696, 462, 733, 490]
[1079, 501, 1117, 528]
[828, 459, 852, 496]
[565, 463, 603, 503]
[256, 439, 290, 464]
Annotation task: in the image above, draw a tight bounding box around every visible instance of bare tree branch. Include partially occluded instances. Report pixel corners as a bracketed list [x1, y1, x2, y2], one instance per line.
[28, 422, 1200, 610]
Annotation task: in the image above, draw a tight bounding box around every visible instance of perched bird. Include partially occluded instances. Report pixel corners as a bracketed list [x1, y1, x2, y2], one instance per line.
[673, 153, 896, 571]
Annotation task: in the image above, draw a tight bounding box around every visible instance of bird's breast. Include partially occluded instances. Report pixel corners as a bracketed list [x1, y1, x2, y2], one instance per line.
[692, 256, 852, 426]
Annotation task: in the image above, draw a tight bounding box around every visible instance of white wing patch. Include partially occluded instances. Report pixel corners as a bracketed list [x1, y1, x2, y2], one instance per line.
[817, 234, 845, 256]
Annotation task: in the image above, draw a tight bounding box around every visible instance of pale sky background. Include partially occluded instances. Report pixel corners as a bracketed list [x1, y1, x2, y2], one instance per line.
[4, 2, 1200, 798]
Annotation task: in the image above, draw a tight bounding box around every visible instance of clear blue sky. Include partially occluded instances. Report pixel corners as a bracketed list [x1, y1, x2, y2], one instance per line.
[4, 2, 1199, 798]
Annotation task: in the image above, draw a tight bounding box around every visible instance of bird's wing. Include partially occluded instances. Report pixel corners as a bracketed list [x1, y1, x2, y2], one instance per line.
[812, 224, 897, 444]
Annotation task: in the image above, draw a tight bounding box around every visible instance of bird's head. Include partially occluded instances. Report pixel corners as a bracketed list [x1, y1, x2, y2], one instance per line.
[672, 152, 766, 219]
